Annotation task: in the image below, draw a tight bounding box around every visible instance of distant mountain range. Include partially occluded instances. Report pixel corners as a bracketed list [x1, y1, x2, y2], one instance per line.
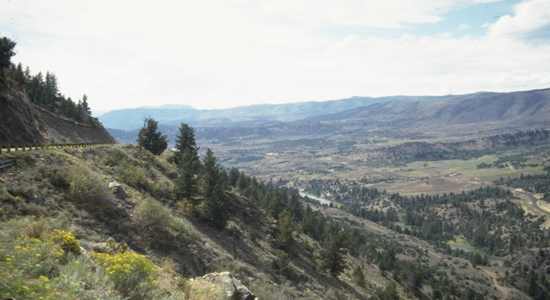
[99, 96, 447, 131]
[105, 88, 550, 145]
[307, 88, 550, 129]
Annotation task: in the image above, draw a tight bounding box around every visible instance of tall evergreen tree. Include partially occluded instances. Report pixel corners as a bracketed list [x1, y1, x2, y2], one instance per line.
[81, 94, 91, 116]
[76, 99, 83, 121]
[199, 148, 229, 229]
[29, 72, 44, 104]
[319, 231, 349, 277]
[44, 72, 58, 109]
[12, 62, 26, 86]
[228, 167, 240, 188]
[137, 118, 168, 155]
[173, 123, 200, 167]
[276, 210, 296, 251]
[0, 37, 16, 81]
[174, 149, 200, 203]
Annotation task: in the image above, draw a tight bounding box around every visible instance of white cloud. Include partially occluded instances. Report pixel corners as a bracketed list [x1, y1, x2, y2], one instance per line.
[1, 0, 549, 111]
[489, 0, 550, 41]
[458, 23, 471, 30]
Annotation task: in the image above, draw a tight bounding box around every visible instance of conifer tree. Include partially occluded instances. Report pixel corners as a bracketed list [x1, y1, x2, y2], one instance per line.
[81, 94, 91, 116]
[174, 149, 200, 203]
[276, 210, 296, 251]
[319, 231, 349, 277]
[137, 118, 168, 155]
[199, 148, 229, 229]
[173, 123, 200, 167]
[228, 167, 240, 188]
[44, 72, 58, 109]
[352, 265, 365, 287]
[0, 36, 16, 81]
[12, 63, 26, 86]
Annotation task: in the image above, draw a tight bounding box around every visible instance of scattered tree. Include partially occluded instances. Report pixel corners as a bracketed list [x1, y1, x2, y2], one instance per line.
[276, 210, 296, 251]
[0, 36, 16, 81]
[199, 148, 229, 229]
[318, 231, 349, 277]
[274, 250, 291, 278]
[352, 265, 365, 287]
[173, 123, 200, 167]
[137, 118, 168, 155]
[81, 94, 91, 116]
[174, 149, 200, 203]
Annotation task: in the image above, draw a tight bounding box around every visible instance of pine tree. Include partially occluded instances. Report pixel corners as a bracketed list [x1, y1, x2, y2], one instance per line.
[81, 94, 91, 116]
[276, 210, 296, 251]
[12, 63, 26, 86]
[44, 72, 58, 110]
[173, 123, 200, 167]
[228, 167, 240, 188]
[352, 265, 365, 287]
[29, 72, 44, 104]
[174, 149, 200, 203]
[0, 37, 16, 81]
[199, 148, 229, 229]
[275, 250, 291, 278]
[137, 118, 168, 155]
[318, 231, 349, 277]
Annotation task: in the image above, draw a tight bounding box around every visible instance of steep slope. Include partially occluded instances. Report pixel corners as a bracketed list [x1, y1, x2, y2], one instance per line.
[0, 146, 376, 299]
[0, 82, 115, 146]
[2, 145, 537, 299]
[0, 82, 47, 145]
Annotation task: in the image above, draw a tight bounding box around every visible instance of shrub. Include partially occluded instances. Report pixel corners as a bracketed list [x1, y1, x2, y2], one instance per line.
[51, 229, 81, 255]
[135, 197, 172, 233]
[183, 279, 227, 300]
[93, 250, 160, 298]
[24, 218, 48, 238]
[66, 165, 110, 205]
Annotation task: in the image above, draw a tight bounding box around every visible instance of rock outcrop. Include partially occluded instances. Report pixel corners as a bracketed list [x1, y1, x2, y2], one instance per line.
[0, 82, 47, 145]
[0, 82, 115, 145]
[196, 272, 257, 300]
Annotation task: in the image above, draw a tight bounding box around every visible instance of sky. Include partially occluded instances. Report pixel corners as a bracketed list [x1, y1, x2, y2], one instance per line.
[2, 0, 550, 114]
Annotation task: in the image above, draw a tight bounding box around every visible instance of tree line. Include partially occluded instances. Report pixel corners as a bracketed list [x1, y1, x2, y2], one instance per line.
[1, 36, 97, 126]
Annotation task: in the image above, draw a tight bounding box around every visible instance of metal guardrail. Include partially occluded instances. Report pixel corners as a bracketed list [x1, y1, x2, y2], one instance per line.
[0, 159, 15, 170]
[0, 142, 115, 153]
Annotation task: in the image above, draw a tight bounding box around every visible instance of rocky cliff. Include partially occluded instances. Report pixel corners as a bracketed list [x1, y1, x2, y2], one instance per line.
[0, 82, 115, 145]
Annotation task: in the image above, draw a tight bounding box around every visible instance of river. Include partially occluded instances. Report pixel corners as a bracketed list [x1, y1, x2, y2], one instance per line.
[299, 192, 333, 206]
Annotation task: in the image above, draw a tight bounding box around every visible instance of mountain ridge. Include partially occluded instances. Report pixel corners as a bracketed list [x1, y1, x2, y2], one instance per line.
[99, 95, 449, 130]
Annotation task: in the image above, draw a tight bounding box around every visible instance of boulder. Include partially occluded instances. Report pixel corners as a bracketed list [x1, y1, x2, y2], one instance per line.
[199, 272, 256, 300]
[108, 181, 128, 199]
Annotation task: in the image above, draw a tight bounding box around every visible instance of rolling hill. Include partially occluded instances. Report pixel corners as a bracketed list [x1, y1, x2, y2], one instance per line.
[99, 95, 448, 131]
[106, 88, 550, 147]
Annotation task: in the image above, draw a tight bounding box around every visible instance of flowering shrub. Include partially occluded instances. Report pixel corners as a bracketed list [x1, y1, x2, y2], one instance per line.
[93, 250, 160, 298]
[0, 234, 72, 299]
[51, 229, 81, 255]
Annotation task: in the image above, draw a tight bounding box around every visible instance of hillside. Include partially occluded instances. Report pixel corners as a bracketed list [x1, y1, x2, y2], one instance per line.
[0, 81, 115, 146]
[0, 145, 402, 300]
[308, 88, 550, 133]
[3, 144, 550, 299]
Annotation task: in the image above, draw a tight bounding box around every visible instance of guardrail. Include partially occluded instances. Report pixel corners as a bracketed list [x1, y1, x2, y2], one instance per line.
[0, 142, 116, 153]
[0, 159, 15, 170]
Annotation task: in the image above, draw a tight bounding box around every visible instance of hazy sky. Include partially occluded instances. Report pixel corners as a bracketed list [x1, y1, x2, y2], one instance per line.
[2, 0, 550, 113]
